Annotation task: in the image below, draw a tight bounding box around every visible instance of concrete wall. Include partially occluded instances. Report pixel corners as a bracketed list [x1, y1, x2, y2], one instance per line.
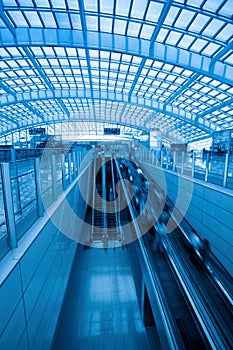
[141, 162, 233, 277]
[0, 164, 91, 350]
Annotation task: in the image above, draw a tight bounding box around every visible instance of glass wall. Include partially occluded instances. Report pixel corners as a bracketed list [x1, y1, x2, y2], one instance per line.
[0, 148, 86, 260]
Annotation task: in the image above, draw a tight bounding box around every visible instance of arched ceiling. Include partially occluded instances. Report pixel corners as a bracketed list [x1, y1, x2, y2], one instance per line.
[0, 0, 233, 143]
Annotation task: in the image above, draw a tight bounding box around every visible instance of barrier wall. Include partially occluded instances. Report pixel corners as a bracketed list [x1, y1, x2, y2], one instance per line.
[0, 163, 91, 349]
[141, 162, 233, 277]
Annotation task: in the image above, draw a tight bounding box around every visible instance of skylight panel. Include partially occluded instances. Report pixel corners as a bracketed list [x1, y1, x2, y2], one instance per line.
[202, 0, 221, 13]
[67, 0, 79, 10]
[18, 0, 34, 6]
[111, 52, 121, 61]
[30, 47, 44, 56]
[118, 63, 128, 73]
[224, 53, 233, 64]
[165, 31, 182, 46]
[209, 79, 220, 87]
[100, 17, 113, 32]
[127, 21, 141, 37]
[70, 14, 82, 30]
[7, 47, 22, 56]
[176, 77, 186, 85]
[114, 19, 127, 35]
[166, 75, 176, 82]
[130, 0, 147, 19]
[55, 12, 71, 29]
[84, 0, 98, 12]
[59, 58, 69, 66]
[190, 38, 208, 52]
[100, 0, 114, 14]
[115, 0, 131, 17]
[156, 28, 169, 43]
[177, 34, 195, 49]
[50, 0, 66, 9]
[18, 59, 29, 67]
[215, 23, 233, 42]
[208, 90, 218, 97]
[192, 83, 202, 90]
[174, 9, 195, 30]
[7, 60, 19, 68]
[55, 47, 66, 56]
[40, 12, 57, 28]
[66, 48, 77, 57]
[217, 93, 228, 100]
[43, 47, 55, 56]
[121, 54, 132, 62]
[219, 0, 233, 18]
[201, 77, 211, 84]
[201, 42, 221, 56]
[163, 6, 180, 26]
[202, 18, 225, 38]
[100, 51, 110, 59]
[3, 0, 18, 6]
[146, 2, 164, 23]
[49, 58, 59, 66]
[188, 14, 210, 33]
[34, 0, 50, 7]
[132, 56, 142, 65]
[24, 11, 43, 27]
[8, 11, 28, 27]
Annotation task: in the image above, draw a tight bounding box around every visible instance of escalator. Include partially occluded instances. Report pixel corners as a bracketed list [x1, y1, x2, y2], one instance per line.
[54, 152, 233, 350]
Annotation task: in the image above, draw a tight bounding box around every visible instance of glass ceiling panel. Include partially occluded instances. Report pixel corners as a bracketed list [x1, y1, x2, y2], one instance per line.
[0, 1, 232, 143]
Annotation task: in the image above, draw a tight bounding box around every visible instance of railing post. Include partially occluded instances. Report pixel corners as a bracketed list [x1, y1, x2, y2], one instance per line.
[166, 150, 169, 170]
[34, 157, 44, 217]
[51, 154, 57, 200]
[61, 153, 66, 189]
[205, 151, 210, 182]
[223, 152, 230, 187]
[1, 163, 17, 248]
[173, 151, 176, 172]
[73, 151, 77, 177]
[181, 151, 184, 174]
[68, 152, 72, 184]
[191, 151, 195, 178]
[160, 149, 163, 167]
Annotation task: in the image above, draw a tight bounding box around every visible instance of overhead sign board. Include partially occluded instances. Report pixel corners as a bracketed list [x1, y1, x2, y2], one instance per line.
[29, 128, 46, 135]
[104, 128, 120, 135]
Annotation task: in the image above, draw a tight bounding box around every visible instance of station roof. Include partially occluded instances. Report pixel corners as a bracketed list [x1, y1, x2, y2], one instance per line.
[0, 0, 233, 143]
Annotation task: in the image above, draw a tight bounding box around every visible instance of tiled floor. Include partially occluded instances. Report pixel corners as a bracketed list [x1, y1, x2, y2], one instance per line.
[52, 246, 160, 350]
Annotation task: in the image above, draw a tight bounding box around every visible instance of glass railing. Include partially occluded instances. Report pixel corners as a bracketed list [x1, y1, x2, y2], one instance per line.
[0, 148, 87, 260]
[138, 148, 233, 191]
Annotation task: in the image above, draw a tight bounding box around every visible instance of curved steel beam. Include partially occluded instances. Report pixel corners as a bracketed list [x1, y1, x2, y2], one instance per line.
[0, 96, 214, 137]
[0, 29, 232, 86]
